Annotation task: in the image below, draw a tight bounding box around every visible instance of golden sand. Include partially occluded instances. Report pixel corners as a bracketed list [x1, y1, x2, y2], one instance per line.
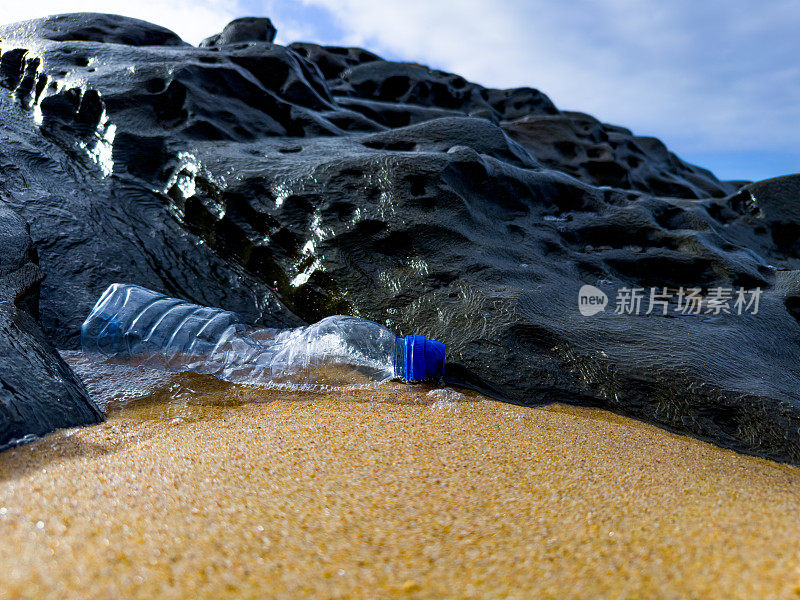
[0, 373, 799, 600]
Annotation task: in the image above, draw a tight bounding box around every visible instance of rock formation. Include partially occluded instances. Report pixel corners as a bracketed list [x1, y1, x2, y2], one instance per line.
[0, 13, 798, 462]
[0, 201, 102, 450]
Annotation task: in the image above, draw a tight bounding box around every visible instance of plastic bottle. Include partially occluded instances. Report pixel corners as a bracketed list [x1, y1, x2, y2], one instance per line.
[81, 283, 445, 389]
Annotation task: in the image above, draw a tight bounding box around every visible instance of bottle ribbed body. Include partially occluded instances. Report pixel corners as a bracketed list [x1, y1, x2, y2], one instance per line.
[81, 283, 398, 388]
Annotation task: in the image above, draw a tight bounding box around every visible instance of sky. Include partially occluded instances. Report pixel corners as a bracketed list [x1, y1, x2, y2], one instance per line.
[3, 0, 798, 182]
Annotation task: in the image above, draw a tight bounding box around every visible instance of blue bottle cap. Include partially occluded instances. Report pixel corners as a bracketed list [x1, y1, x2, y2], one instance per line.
[402, 334, 445, 381]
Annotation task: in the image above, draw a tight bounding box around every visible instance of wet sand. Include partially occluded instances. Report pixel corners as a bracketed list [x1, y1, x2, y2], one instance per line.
[0, 373, 799, 600]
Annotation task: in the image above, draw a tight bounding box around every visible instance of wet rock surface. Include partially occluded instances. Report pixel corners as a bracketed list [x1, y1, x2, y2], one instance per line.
[0, 13, 798, 461]
[0, 200, 102, 450]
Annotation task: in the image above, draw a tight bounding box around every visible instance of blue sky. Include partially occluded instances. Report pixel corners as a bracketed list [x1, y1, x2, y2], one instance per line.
[6, 0, 799, 182]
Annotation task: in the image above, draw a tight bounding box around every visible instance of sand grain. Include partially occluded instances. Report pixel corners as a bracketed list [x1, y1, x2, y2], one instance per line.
[0, 377, 799, 599]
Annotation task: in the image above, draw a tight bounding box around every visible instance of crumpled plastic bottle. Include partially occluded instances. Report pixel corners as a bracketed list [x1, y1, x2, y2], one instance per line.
[81, 283, 445, 389]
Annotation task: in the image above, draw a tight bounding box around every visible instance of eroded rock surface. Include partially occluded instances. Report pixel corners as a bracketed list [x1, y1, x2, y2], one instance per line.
[1, 13, 798, 461]
[0, 200, 102, 450]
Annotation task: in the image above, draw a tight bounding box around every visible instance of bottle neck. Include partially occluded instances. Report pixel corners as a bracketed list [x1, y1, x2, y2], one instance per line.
[393, 336, 406, 379]
[394, 334, 444, 381]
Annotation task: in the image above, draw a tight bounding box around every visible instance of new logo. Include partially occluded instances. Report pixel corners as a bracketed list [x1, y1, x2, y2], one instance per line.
[578, 285, 608, 316]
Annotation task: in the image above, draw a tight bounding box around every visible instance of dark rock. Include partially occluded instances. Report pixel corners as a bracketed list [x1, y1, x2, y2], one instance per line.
[737, 175, 800, 255]
[0, 13, 798, 463]
[288, 43, 383, 79]
[323, 59, 558, 122]
[334, 96, 464, 128]
[0, 200, 103, 451]
[503, 112, 737, 199]
[0, 13, 187, 47]
[200, 17, 277, 47]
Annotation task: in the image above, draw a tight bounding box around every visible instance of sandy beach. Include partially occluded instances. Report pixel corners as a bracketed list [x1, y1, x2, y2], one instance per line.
[0, 370, 798, 600]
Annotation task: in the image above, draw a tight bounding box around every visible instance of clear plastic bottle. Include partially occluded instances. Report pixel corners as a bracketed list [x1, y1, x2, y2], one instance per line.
[81, 283, 445, 389]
